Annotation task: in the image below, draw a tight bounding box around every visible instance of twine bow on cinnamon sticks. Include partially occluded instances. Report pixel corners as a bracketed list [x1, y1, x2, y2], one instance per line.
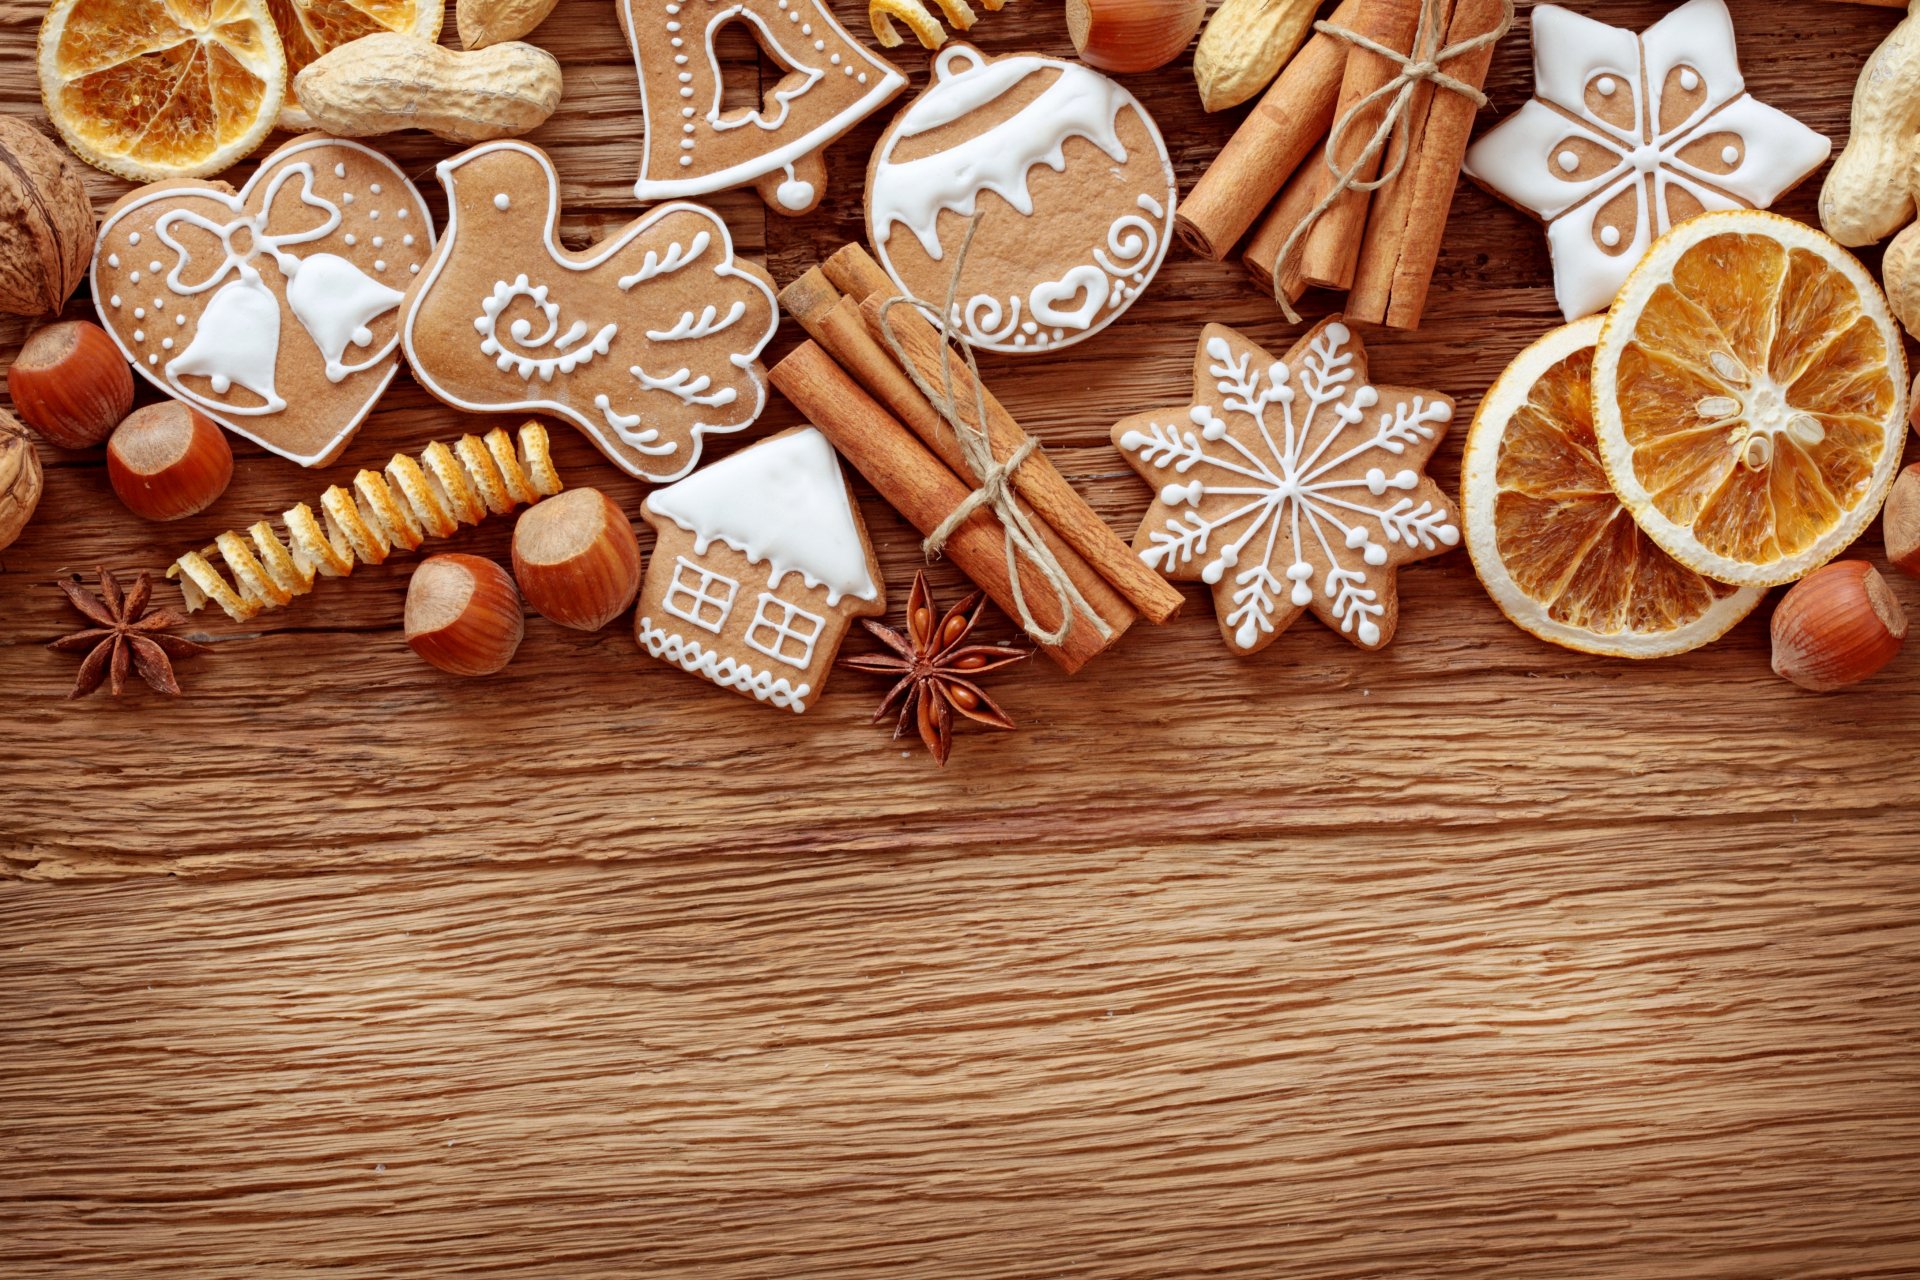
[769, 244, 1184, 674]
[1265, 0, 1513, 323]
[876, 220, 1107, 648]
[1175, 0, 1512, 329]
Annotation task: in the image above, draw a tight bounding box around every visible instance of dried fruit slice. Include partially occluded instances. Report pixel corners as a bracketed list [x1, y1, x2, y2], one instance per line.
[38, 0, 286, 181]
[1464, 316, 1764, 658]
[1593, 210, 1909, 587]
[268, 0, 442, 77]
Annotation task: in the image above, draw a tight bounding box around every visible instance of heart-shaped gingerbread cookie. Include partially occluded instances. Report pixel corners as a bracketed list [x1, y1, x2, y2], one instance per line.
[91, 135, 435, 468]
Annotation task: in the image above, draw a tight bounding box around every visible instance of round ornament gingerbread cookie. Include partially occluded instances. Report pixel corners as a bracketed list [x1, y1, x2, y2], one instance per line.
[864, 43, 1176, 355]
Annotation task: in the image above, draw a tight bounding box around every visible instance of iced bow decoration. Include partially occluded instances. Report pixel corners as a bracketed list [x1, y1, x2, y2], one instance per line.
[155, 164, 403, 412]
[92, 136, 437, 467]
[1462, 0, 1829, 320]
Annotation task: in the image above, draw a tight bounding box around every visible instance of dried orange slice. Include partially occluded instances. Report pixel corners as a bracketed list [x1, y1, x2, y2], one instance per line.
[1593, 211, 1909, 588]
[268, 0, 442, 77]
[38, 0, 286, 181]
[1464, 316, 1763, 658]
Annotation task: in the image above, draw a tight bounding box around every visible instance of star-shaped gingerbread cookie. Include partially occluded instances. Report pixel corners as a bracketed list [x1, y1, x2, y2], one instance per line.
[1112, 318, 1460, 654]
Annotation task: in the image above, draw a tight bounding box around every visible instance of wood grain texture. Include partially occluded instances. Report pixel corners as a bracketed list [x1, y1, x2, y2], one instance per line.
[5, 822, 1920, 1277]
[3, 0, 1920, 1273]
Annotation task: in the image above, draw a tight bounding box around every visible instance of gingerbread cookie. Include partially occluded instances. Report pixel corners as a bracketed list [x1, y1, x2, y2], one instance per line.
[619, 0, 905, 216]
[401, 140, 779, 483]
[1463, 0, 1829, 321]
[1113, 318, 1459, 654]
[865, 43, 1175, 355]
[91, 135, 435, 468]
[636, 426, 885, 713]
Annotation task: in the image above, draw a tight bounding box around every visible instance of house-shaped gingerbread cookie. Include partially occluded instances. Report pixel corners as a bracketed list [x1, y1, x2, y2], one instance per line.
[636, 426, 886, 713]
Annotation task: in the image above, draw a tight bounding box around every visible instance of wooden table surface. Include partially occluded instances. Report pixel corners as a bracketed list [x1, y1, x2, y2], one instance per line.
[5, 0, 1920, 1274]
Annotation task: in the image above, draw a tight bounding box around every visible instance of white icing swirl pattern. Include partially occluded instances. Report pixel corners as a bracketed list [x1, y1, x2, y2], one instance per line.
[867, 46, 1175, 355]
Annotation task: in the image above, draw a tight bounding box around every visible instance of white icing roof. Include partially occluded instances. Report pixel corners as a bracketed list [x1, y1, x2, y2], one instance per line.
[647, 427, 878, 605]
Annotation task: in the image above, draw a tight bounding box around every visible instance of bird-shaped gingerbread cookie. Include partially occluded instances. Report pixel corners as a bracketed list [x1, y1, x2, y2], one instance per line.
[401, 141, 779, 482]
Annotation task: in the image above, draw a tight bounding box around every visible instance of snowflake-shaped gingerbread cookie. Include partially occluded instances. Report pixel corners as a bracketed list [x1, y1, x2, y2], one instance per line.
[1113, 318, 1459, 655]
[1463, 0, 1829, 321]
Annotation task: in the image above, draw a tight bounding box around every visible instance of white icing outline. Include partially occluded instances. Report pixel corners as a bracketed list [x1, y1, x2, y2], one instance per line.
[644, 426, 879, 606]
[89, 136, 436, 467]
[637, 616, 811, 711]
[866, 49, 1175, 356]
[662, 555, 739, 633]
[1462, 0, 1829, 321]
[742, 592, 825, 670]
[401, 140, 778, 483]
[625, 0, 905, 204]
[1117, 322, 1458, 652]
[701, 5, 821, 134]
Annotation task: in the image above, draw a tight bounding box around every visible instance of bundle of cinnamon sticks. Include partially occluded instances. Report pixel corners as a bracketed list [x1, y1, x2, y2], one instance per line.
[1175, 0, 1506, 329]
[768, 244, 1184, 674]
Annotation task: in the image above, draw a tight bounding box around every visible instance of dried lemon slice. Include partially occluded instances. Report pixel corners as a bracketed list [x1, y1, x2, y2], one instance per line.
[38, 0, 286, 181]
[267, 0, 442, 77]
[1593, 211, 1909, 588]
[1463, 316, 1763, 658]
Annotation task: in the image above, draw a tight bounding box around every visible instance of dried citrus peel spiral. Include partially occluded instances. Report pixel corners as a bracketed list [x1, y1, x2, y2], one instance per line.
[170, 422, 561, 622]
[869, 0, 1006, 49]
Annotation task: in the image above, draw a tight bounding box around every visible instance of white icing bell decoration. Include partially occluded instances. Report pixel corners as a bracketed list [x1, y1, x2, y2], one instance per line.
[167, 275, 285, 412]
[284, 253, 407, 383]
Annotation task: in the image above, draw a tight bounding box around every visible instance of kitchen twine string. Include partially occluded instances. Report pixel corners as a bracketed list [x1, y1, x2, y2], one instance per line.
[1268, 0, 1515, 322]
[877, 216, 1111, 648]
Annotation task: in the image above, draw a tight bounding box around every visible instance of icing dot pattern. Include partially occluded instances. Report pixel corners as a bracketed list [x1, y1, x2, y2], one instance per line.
[88, 137, 440, 467]
[630, 0, 903, 204]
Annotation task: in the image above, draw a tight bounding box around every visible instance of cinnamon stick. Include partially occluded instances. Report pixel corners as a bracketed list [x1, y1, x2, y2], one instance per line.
[782, 273, 1151, 631]
[1298, 0, 1424, 292]
[770, 342, 1128, 673]
[1381, 0, 1506, 330]
[1242, 158, 1325, 303]
[1173, 0, 1362, 261]
[803, 249, 1183, 625]
[1347, 0, 1455, 324]
[821, 241, 896, 304]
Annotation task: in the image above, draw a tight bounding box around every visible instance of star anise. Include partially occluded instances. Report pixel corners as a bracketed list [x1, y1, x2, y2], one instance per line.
[841, 571, 1028, 765]
[50, 567, 205, 698]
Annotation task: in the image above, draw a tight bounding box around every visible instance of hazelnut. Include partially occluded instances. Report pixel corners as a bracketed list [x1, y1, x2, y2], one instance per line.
[406, 554, 525, 677]
[1884, 462, 1920, 578]
[0, 408, 43, 552]
[511, 487, 642, 631]
[1067, 0, 1207, 74]
[7, 320, 134, 449]
[1770, 560, 1907, 692]
[106, 402, 233, 522]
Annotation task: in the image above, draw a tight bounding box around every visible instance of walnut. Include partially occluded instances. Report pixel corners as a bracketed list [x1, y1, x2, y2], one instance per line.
[0, 409, 45, 553]
[0, 117, 95, 318]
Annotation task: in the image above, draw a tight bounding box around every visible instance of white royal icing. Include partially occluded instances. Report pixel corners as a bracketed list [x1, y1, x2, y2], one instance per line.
[88, 137, 435, 465]
[646, 427, 877, 605]
[871, 48, 1132, 261]
[475, 275, 620, 381]
[867, 47, 1175, 355]
[624, 0, 905, 205]
[636, 617, 811, 711]
[1118, 323, 1456, 651]
[401, 140, 779, 483]
[1463, 0, 1829, 320]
